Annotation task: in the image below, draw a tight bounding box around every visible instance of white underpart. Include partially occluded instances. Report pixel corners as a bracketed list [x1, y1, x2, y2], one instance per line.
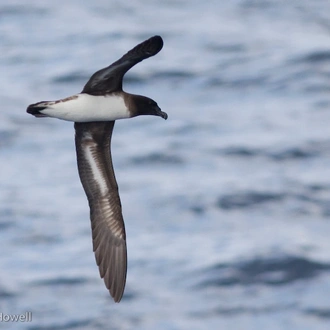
[84, 143, 109, 196]
[39, 94, 130, 122]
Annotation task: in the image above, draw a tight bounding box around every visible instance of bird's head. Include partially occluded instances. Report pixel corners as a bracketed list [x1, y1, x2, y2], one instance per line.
[129, 94, 167, 120]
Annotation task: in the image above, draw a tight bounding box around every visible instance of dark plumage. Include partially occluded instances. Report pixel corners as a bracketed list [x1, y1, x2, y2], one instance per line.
[75, 121, 127, 302]
[75, 36, 166, 302]
[26, 36, 167, 302]
[82, 36, 164, 95]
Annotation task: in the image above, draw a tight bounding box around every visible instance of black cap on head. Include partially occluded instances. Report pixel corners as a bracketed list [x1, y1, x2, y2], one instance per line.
[130, 95, 167, 119]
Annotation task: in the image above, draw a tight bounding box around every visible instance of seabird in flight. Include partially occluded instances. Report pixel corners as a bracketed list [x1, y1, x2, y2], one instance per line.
[27, 35, 167, 302]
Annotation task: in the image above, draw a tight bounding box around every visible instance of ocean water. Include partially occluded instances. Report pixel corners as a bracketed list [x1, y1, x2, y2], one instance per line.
[1, 0, 330, 329]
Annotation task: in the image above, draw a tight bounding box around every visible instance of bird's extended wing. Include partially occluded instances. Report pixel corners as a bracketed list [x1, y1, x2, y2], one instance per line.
[74, 121, 127, 302]
[81, 35, 163, 95]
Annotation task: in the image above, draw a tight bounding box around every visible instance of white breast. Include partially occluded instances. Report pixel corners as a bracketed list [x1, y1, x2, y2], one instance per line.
[40, 94, 130, 122]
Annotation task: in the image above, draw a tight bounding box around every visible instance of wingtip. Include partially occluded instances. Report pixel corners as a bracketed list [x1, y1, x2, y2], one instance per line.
[151, 35, 163, 45]
[153, 35, 164, 52]
[143, 35, 164, 56]
[111, 288, 124, 303]
[94, 235, 127, 303]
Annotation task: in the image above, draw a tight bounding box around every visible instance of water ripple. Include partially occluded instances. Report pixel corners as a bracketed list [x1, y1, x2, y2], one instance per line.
[197, 256, 330, 288]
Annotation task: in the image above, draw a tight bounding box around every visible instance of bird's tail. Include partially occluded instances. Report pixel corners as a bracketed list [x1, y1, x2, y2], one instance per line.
[26, 101, 50, 117]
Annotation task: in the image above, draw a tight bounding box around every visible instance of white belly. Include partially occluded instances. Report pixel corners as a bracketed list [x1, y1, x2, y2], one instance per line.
[41, 94, 130, 122]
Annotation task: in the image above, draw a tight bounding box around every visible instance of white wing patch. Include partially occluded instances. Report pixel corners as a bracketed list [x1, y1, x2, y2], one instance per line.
[84, 144, 109, 196]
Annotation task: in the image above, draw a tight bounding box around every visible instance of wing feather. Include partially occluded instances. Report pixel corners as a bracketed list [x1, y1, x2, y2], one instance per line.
[74, 121, 127, 302]
[81, 35, 163, 95]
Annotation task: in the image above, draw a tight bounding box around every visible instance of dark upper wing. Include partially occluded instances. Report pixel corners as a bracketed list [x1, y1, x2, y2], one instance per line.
[74, 121, 127, 302]
[81, 35, 163, 95]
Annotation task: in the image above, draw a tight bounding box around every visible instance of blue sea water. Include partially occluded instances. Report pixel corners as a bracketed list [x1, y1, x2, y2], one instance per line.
[1, 0, 330, 329]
